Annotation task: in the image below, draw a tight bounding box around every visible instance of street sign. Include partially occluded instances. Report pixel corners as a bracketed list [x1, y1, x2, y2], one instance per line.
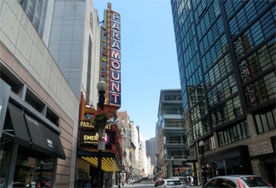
[98, 138, 105, 150]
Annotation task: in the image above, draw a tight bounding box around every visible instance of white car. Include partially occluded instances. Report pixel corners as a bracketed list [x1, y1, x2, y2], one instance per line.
[156, 178, 185, 188]
[204, 175, 273, 188]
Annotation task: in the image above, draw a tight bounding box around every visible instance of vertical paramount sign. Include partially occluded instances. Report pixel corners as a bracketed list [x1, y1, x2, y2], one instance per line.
[100, 3, 121, 108]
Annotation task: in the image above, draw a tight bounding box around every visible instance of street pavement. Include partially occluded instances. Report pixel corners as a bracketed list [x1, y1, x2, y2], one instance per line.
[112, 180, 202, 188]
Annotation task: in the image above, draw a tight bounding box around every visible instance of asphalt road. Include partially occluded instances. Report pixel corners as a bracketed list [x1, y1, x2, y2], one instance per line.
[112, 180, 202, 188]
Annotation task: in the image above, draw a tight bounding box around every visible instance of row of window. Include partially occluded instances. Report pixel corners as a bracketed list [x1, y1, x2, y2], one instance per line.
[211, 96, 243, 128]
[190, 100, 207, 123]
[224, 0, 247, 19]
[254, 108, 276, 134]
[187, 68, 203, 88]
[164, 119, 185, 128]
[164, 135, 186, 144]
[205, 136, 216, 152]
[218, 121, 250, 147]
[192, 118, 210, 140]
[188, 86, 205, 108]
[185, 53, 200, 80]
[233, 7, 276, 58]
[204, 54, 232, 89]
[18, 0, 47, 37]
[202, 34, 228, 71]
[207, 74, 238, 107]
[199, 18, 224, 56]
[229, 1, 274, 37]
[181, 23, 196, 56]
[239, 38, 275, 82]
[192, 0, 208, 20]
[245, 71, 276, 107]
[196, 0, 221, 40]
[164, 94, 182, 101]
[162, 103, 184, 115]
[182, 38, 198, 68]
[166, 149, 190, 159]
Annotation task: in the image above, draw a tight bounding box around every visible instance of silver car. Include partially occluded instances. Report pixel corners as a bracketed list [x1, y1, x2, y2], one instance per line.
[204, 175, 273, 188]
[156, 178, 185, 188]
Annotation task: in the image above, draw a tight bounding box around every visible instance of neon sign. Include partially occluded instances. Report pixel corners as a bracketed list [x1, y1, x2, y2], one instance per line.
[100, 3, 121, 108]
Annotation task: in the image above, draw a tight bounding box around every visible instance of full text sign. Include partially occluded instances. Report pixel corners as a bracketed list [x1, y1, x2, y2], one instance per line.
[100, 3, 121, 108]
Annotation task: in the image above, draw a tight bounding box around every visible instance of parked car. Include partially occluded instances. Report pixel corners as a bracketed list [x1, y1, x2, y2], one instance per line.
[203, 175, 273, 188]
[156, 178, 185, 188]
[171, 176, 190, 187]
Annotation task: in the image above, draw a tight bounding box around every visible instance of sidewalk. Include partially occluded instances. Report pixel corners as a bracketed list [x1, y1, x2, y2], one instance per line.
[111, 183, 129, 188]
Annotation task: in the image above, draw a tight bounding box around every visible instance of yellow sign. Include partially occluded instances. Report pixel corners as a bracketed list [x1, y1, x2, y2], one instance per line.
[80, 121, 113, 130]
[83, 133, 99, 141]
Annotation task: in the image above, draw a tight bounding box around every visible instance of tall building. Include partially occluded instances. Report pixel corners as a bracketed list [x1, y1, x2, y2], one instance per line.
[0, 0, 79, 187]
[145, 137, 157, 168]
[171, 0, 276, 185]
[156, 89, 189, 178]
[117, 111, 132, 184]
[48, 0, 101, 106]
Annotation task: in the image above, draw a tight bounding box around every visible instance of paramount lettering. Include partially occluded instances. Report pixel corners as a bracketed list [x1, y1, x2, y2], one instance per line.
[112, 13, 119, 20]
[111, 93, 120, 103]
[112, 23, 120, 31]
[111, 82, 120, 92]
[111, 60, 120, 69]
[111, 50, 120, 60]
[112, 41, 120, 50]
[111, 71, 120, 81]
[112, 31, 120, 40]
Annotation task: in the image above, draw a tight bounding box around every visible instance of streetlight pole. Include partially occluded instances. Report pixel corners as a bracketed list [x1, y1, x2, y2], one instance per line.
[199, 140, 206, 186]
[97, 80, 107, 188]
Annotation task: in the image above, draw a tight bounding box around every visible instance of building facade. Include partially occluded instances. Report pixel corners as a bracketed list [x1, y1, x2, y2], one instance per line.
[156, 89, 190, 178]
[171, 0, 276, 186]
[0, 0, 79, 187]
[145, 137, 157, 169]
[48, 0, 101, 105]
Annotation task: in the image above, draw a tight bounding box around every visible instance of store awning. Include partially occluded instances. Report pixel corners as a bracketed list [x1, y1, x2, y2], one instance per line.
[25, 114, 66, 159]
[81, 156, 120, 172]
[7, 103, 30, 147]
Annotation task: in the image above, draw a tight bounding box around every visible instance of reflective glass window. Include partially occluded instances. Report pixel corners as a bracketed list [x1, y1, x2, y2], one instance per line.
[254, 108, 276, 134]
[218, 121, 249, 147]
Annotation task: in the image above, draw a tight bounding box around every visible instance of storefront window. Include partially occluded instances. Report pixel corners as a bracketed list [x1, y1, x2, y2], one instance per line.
[0, 134, 14, 188]
[13, 146, 55, 188]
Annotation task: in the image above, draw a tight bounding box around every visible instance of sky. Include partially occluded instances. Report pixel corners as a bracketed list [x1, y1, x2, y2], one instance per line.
[93, 0, 180, 140]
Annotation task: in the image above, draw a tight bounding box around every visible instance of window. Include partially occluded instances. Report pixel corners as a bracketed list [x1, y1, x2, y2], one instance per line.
[25, 88, 45, 113]
[218, 121, 250, 147]
[245, 71, 276, 107]
[86, 36, 92, 103]
[254, 108, 276, 134]
[233, 8, 275, 59]
[221, 179, 236, 188]
[18, 0, 48, 38]
[13, 147, 55, 188]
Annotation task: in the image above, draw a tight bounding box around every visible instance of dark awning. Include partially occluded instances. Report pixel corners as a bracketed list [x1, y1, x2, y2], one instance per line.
[8, 103, 31, 148]
[24, 114, 66, 159]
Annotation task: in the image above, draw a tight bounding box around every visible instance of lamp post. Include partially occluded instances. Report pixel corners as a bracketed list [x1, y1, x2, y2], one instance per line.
[97, 80, 107, 188]
[199, 140, 206, 186]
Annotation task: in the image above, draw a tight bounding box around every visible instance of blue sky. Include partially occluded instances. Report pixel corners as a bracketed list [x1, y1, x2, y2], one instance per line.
[93, 0, 180, 140]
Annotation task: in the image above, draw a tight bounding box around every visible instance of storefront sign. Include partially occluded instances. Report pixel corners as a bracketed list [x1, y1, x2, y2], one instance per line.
[79, 130, 115, 150]
[79, 120, 116, 131]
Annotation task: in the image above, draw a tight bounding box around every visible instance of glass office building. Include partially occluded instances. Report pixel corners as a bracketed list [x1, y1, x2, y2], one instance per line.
[171, 0, 275, 185]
